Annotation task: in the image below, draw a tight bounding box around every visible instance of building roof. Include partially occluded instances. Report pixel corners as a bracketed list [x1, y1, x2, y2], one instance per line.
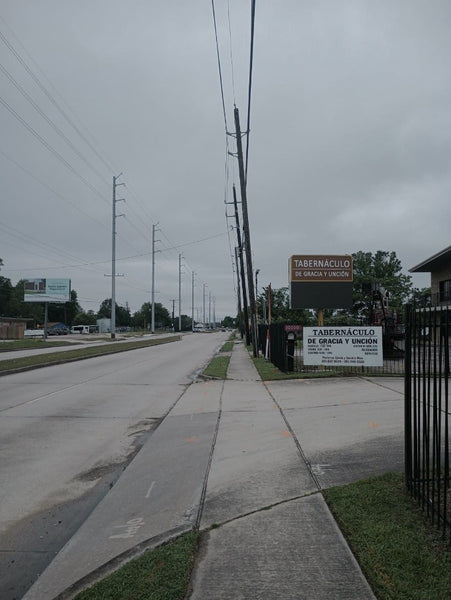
[409, 245, 451, 273]
[0, 316, 34, 323]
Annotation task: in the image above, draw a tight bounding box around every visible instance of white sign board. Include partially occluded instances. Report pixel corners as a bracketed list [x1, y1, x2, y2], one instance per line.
[24, 278, 71, 303]
[303, 326, 383, 367]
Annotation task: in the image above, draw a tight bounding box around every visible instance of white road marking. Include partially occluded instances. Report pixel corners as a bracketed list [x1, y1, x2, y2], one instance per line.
[145, 480, 156, 499]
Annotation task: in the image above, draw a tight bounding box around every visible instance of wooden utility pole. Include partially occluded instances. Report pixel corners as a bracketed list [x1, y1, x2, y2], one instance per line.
[234, 106, 258, 356]
[234, 246, 244, 339]
[233, 185, 250, 345]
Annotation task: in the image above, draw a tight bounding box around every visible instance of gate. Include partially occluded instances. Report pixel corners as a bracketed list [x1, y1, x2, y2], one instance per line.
[404, 303, 450, 539]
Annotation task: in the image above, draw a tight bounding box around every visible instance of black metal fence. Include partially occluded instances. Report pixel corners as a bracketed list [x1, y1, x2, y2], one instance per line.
[404, 304, 450, 540]
[258, 322, 406, 376]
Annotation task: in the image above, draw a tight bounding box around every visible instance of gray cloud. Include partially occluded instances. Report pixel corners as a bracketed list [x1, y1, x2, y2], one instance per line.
[2, 0, 449, 319]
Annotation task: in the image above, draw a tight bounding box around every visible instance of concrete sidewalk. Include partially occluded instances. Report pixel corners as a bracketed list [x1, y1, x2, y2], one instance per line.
[23, 338, 404, 599]
[188, 342, 377, 599]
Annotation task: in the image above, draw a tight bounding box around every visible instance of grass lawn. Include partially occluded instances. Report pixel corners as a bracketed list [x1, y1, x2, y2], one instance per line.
[0, 339, 75, 351]
[0, 336, 181, 373]
[325, 472, 451, 599]
[220, 340, 234, 352]
[252, 355, 340, 380]
[74, 532, 199, 600]
[202, 354, 230, 379]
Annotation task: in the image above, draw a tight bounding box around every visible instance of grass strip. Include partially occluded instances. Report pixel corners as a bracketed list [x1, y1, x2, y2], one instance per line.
[252, 356, 341, 380]
[202, 355, 230, 379]
[0, 339, 75, 351]
[324, 472, 451, 599]
[74, 531, 199, 600]
[220, 341, 234, 352]
[0, 336, 180, 374]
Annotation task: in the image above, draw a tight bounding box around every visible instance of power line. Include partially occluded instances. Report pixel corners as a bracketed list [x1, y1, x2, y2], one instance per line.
[211, 0, 229, 134]
[0, 149, 109, 231]
[0, 95, 109, 205]
[0, 59, 108, 184]
[227, 0, 237, 107]
[245, 0, 256, 181]
[0, 26, 117, 174]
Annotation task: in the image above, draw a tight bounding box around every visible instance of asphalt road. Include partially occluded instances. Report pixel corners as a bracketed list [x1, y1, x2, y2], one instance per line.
[0, 331, 227, 600]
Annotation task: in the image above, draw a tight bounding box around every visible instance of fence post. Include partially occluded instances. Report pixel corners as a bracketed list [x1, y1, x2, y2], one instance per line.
[404, 303, 412, 489]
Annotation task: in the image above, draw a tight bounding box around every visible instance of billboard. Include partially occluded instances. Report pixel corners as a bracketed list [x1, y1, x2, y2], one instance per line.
[289, 255, 353, 309]
[24, 279, 71, 303]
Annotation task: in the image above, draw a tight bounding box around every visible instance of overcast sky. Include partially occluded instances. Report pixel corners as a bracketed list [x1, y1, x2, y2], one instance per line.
[1, 1, 449, 322]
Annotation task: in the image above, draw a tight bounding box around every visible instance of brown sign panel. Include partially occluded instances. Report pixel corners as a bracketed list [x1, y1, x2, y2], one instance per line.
[290, 254, 352, 283]
[290, 255, 353, 283]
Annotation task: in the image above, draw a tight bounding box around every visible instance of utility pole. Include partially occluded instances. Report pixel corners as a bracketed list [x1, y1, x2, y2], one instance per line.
[191, 271, 195, 331]
[208, 291, 211, 329]
[111, 174, 125, 339]
[234, 107, 258, 357]
[178, 254, 182, 332]
[235, 246, 243, 336]
[203, 284, 206, 327]
[233, 185, 250, 345]
[151, 223, 160, 333]
[171, 299, 175, 332]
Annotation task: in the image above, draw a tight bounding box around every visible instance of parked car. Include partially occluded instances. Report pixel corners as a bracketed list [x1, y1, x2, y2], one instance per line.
[47, 325, 70, 335]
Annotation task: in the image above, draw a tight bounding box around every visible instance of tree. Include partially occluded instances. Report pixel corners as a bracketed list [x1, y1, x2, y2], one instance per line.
[97, 298, 131, 327]
[222, 316, 236, 328]
[409, 287, 431, 306]
[257, 286, 313, 324]
[0, 259, 13, 315]
[47, 289, 81, 325]
[7, 280, 43, 323]
[352, 250, 412, 320]
[73, 309, 98, 326]
[174, 314, 192, 332]
[131, 302, 172, 330]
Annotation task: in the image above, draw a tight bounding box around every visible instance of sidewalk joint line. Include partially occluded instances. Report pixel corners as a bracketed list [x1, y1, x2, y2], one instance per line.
[203, 490, 322, 531]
